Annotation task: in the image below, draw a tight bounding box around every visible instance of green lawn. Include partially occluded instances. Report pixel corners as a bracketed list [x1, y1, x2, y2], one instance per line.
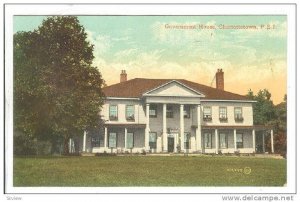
[13, 156, 286, 186]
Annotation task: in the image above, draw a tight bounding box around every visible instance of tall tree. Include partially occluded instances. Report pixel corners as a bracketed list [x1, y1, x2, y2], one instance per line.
[247, 89, 276, 125]
[14, 16, 105, 155]
[247, 90, 287, 156]
[273, 95, 287, 157]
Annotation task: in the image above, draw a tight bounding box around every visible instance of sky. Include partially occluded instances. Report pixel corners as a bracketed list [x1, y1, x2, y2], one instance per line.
[14, 15, 287, 104]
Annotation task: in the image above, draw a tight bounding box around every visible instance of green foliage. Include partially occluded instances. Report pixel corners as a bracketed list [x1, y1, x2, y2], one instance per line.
[247, 89, 276, 125]
[14, 16, 105, 155]
[247, 90, 287, 156]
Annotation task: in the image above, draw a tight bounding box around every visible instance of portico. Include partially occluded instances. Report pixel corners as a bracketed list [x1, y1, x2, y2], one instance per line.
[143, 80, 205, 153]
[144, 102, 202, 153]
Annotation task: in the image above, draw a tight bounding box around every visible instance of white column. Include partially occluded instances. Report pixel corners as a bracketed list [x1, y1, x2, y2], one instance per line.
[190, 135, 196, 152]
[145, 104, 150, 151]
[180, 104, 184, 152]
[83, 131, 87, 152]
[104, 127, 107, 149]
[271, 129, 274, 153]
[125, 128, 127, 149]
[252, 129, 256, 152]
[196, 104, 201, 152]
[69, 138, 72, 153]
[163, 103, 167, 152]
[233, 129, 237, 151]
[215, 129, 218, 154]
[174, 134, 177, 152]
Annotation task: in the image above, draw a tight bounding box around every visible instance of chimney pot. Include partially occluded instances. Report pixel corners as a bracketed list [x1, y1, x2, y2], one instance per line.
[216, 68, 224, 90]
[120, 70, 127, 83]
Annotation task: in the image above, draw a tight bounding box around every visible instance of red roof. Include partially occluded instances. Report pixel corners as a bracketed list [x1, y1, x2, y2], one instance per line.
[102, 78, 250, 101]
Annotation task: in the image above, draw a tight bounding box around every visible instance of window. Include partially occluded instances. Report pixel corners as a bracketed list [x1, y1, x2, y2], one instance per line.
[91, 137, 100, 147]
[219, 133, 228, 149]
[184, 132, 191, 149]
[149, 132, 157, 149]
[166, 105, 173, 118]
[236, 133, 243, 148]
[126, 105, 135, 121]
[149, 104, 157, 118]
[108, 132, 117, 148]
[204, 133, 212, 148]
[219, 107, 227, 121]
[184, 105, 190, 118]
[126, 132, 134, 149]
[234, 107, 243, 122]
[109, 105, 118, 121]
[203, 107, 212, 121]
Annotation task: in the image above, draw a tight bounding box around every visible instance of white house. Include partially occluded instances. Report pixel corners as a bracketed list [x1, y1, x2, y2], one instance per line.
[76, 69, 274, 154]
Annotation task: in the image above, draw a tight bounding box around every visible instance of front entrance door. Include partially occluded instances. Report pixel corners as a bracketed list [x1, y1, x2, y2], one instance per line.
[168, 137, 174, 152]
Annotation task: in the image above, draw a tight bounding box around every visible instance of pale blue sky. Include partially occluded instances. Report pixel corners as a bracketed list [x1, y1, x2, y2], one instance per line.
[14, 15, 287, 103]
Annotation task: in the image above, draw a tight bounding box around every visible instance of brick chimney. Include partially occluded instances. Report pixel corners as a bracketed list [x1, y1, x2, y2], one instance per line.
[120, 70, 127, 83]
[216, 69, 224, 90]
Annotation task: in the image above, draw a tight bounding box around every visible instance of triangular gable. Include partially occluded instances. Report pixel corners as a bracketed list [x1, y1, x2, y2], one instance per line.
[143, 80, 205, 97]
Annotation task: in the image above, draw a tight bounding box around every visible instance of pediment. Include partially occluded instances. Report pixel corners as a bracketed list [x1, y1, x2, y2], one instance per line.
[143, 80, 205, 97]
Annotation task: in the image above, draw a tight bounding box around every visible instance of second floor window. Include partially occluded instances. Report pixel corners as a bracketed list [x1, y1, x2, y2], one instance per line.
[219, 107, 227, 121]
[203, 106, 212, 121]
[184, 105, 190, 118]
[166, 105, 173, 118]
[126, 105, 135, 121]
[149, 104, 157, 118]
[234, 107, 243, 122]
[109, 105, 118, 121]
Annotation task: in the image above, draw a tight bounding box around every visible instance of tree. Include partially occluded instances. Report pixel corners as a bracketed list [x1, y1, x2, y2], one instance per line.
[273, 95, 287, 157]
[14, 16, 105, 155]
[247, 89, 276, 125]
[247, 90, 287, 156]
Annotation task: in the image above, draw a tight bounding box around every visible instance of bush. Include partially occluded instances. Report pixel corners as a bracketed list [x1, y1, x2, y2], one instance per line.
[234, 150, 240, 156]
[36, 141, 52, 155]
[14, 131, 37, 155]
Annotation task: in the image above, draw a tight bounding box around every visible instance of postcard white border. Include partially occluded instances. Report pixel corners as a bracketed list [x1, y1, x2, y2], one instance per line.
[3, 3, 297, 195]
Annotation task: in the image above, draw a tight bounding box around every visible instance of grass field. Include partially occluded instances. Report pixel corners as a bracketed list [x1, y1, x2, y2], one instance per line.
[13, 156, 286, 186]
